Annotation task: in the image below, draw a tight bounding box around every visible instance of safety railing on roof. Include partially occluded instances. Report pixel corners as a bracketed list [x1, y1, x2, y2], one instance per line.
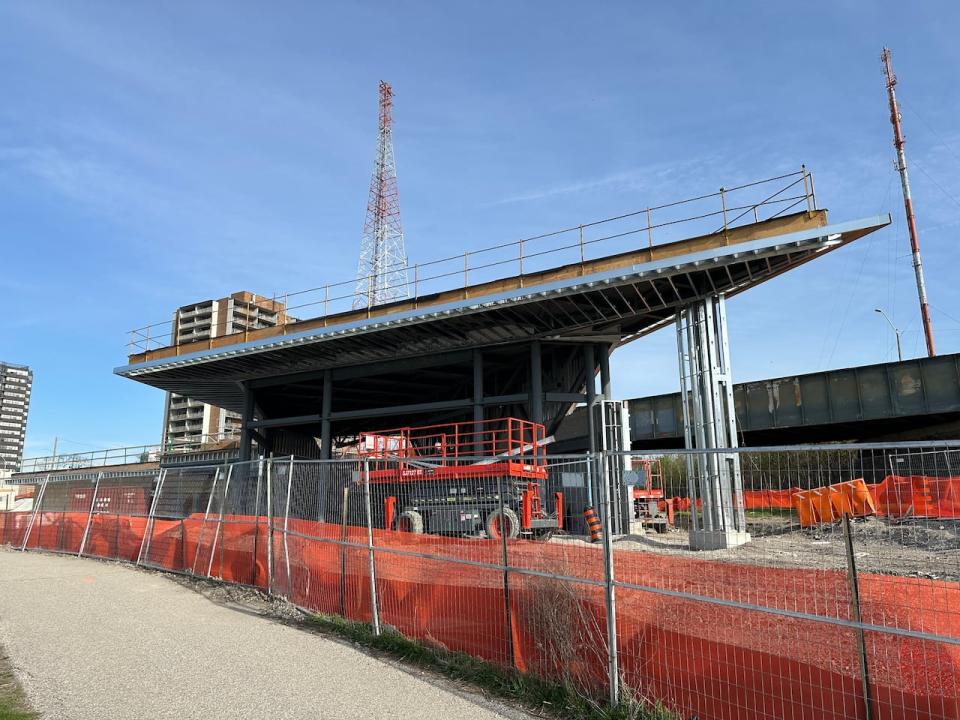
[17, 432, 241, 474]
[127, 167, 818, 354]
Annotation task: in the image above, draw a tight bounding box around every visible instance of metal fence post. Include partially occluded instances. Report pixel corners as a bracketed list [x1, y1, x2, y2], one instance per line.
[252, 459, 263, 585]
[496, 471, 516, 668]
[597, 452, 621, 706]
[191, 467, 220, 575]
[362, 457, 381, 635]
[137, 468, 167, 566]
[266, 457, 274, 595]
[207, 463, 234, 578]
[282, 455, 294, 597]
[20, 474, 50, 551]
[843, 514, 874, 720]
[78, 472, 103, 557]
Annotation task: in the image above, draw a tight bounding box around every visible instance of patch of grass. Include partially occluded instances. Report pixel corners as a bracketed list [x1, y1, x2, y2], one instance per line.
[0, 652, 36, 720]
[306, 614, 674, 720]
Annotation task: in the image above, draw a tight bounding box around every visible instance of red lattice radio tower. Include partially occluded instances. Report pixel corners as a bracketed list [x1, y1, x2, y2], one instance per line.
[353, 81, 409, 309]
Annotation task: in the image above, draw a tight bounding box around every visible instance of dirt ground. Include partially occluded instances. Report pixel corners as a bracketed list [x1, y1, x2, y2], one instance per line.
[557, 513, 960, 581]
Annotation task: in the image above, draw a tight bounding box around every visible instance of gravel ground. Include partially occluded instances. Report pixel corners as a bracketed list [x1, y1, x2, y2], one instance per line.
[0, 548, 531, 720]
[587, 515, 960, 580]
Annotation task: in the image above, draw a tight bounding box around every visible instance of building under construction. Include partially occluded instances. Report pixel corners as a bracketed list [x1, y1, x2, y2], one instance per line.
[117, 163, 890, 548]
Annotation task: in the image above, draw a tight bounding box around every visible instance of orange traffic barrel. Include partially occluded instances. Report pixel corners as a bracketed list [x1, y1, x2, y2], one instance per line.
[583, 506, 602, 543]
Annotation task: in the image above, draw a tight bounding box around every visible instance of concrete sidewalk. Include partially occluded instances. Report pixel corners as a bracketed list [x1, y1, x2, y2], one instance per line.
[0, 549, 527, 720]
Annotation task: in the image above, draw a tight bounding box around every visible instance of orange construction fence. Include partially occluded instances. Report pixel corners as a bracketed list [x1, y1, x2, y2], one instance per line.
[667, 475, 960, 525]
[3, 509, 958, 720]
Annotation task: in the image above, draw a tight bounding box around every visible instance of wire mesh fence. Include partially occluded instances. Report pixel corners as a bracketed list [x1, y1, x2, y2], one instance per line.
[2, 443, 958, 719]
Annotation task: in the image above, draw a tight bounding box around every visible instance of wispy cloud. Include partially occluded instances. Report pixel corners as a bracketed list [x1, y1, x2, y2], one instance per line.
[489, 170, 650, 205]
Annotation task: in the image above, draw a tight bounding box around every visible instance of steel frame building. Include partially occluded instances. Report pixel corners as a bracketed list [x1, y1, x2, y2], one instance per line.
[116, 208, 890, 547]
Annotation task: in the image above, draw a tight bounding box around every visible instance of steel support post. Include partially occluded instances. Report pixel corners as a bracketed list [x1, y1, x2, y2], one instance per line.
[716, 296, 746, 529]
[78, 472, 103, 558]
[321, 370, 333, 461]
[596, 452, 620, 706]
[362, 458, 381, 635]
[239, 384, 255, 462]
[584, 344, 596, 455]
[676, 318, 699, 533]
[530, 340, 543, 425]
[473, 350, 484, 454]
[599, 344, 612, 401]
[685, 308, 713, 532]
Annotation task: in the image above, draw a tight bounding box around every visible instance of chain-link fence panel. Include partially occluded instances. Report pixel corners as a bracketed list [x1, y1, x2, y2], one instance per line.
[78, 473, 156, 562]
[1, 477, 46, 548]
[139, 465, 221, 573]
[274, 460, 369, 620]
[19, 474, 102, 554]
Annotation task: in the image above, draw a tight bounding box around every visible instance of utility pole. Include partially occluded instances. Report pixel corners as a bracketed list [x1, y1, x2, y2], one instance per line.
[882, 48, 936, 357]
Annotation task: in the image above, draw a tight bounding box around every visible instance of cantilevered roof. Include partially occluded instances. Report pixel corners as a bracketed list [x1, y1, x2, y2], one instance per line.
[115, 210, 890, 414]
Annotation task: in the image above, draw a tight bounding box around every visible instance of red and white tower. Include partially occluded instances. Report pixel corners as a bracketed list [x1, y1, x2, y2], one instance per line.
[882, 48, 936, 357]
[354, 81, 409, 309]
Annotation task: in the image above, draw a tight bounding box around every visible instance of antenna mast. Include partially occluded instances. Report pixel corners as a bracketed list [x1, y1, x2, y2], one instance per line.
[882, 47, 936, 357]
[354, 81, 409, 309]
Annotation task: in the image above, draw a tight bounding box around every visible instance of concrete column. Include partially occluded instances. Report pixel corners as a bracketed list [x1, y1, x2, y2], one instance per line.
[320, 369, 332, 461]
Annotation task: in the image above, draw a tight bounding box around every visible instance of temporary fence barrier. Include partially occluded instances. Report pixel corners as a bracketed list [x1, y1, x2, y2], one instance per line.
[2, 442, 959, 720]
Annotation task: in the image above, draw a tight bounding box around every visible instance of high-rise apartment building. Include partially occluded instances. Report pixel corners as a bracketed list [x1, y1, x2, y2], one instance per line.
[0, 362, 33, 472]
[161, 291, 292, 451]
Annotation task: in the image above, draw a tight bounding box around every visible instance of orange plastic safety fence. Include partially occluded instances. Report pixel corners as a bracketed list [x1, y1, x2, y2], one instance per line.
[7, 508, 959, 720]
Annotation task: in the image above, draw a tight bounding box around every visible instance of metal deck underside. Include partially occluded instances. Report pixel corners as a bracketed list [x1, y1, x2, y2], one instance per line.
[115, 214, 890, 414]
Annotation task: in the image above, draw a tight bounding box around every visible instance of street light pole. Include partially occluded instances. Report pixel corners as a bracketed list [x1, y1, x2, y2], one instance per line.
[875, 308, 903, 362]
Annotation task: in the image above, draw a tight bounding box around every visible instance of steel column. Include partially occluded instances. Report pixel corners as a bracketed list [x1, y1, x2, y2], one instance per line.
[473, 350, 484, 457]
[321, 369, 332, 461]
[530, 341, 543, 425]
[599, 344, 612, 401]
[584, 344, 596, 455]
[239, 384, 255, 462]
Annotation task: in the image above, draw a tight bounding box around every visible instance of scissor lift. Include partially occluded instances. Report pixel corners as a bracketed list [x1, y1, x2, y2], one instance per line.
[358, 418, 562, 539]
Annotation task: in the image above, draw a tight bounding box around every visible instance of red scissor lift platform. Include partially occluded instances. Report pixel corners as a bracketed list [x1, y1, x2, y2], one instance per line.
[359, 418, 562, 539]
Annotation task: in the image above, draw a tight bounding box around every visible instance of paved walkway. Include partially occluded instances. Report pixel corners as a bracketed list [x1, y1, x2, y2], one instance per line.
[0, 549, 527, 720]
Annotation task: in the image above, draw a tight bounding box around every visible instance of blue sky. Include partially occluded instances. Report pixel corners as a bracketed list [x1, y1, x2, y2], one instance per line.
[1, 1, 959, 457]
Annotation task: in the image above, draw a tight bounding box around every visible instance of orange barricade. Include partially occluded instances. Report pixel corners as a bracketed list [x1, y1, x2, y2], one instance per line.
[871, 475, 960, 520]
[792, 479, 877, 527]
